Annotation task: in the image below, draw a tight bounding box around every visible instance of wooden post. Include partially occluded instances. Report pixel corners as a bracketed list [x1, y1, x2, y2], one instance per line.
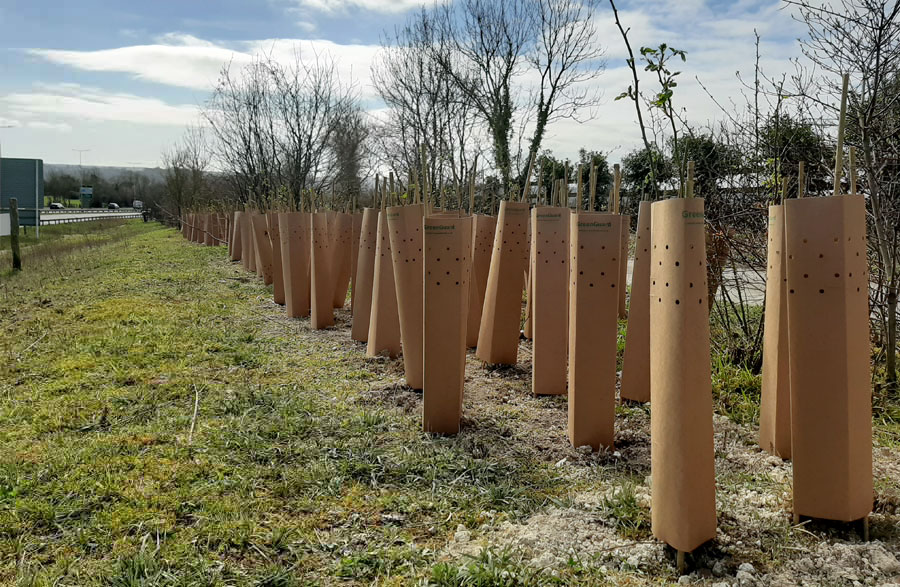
[849, 146, 858, 195]
[685, 161, 695, 199]
[589, 163, 596, 211]
[469, 156, 478, 214]
[10, 198, 21, 271]
[576, 163, 583, 209]
[834, 73, 850, 197]
[613, 164, 622, 211]
[522, 152, 536, 203]
[798, 162, 806, 198]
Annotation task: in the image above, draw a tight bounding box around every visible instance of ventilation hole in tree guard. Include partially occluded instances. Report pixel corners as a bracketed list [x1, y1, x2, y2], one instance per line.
[819, 289, 824, 294]
[675, 299, 680, 304]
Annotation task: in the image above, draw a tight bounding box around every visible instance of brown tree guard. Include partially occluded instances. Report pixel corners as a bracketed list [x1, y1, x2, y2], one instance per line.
[617, 215, 630, 318]
[367, 210, 402, 358]
[476, 201, 530, 365]
[241, 213, 255, 272]
[531, 206, 569, 395]
[351, 209, 379, 342]
[423, 216, 473, 434]
[523, 218, 534, 340]
[784, 194, 872, 522]
[759, 205, 791, 459]
[278, 212, 312, 318]
[267, 212, 286, 305]
[465, 215, 497, 348]
[330, 212, 353, 309]
[649, 197, 717, 553]
[310, 212, 335, 329]
[568, 212, 622, 450]
[230, 211, 243, 261]
[181, 215, 189, 240]
[350, 212, 363, 313]
[388, 204, 426, 389]
[620, 201, 652, 402]
[248, 217, 258, 271]
[204, 214, 214, 246]
[251, 213, 274, 285]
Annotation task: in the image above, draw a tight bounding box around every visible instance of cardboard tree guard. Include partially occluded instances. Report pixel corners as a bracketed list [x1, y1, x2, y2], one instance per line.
[423, 216, 473, 434]
[367, 210, 402, 358]
[784, 194, 871, 522]
[531, 206, 569, 396]
[759, 205, 791, 459]
[649, 197, 717, 553]
[352, 209, 378, 342]
[278, 212, 311, 318]
[388, 204, 426, 389]
[350, 212, 363, 313]
[618, 215, 630, 319]
[267, 212, 286, 305]
[331, 212, 353, 309]
[466, 215, 497, 348]
[230, 211, 243, 262]
[523, 217, 534, 340]
[241, 213, 254, 272]
[476, 200, 530, 365]
[310, 212, 335, 329]
[568, 213, 622, 450]
[204, 214, 214, 246]
[251, 213, 274, 285]
[621, 201, 652, 402]
[246, 215, 258, 273]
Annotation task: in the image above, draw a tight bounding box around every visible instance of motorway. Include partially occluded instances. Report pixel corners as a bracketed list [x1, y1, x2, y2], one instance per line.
[40, 208, 143, 225]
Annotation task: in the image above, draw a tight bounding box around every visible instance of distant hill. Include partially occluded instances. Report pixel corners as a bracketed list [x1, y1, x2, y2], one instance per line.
[44, 164, 166, 183]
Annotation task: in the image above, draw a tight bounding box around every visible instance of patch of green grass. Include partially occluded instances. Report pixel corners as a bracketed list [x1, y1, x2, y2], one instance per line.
[0, 226, 568, 585]
[711, 354, 761, 426]
[599, 482, 651, 540]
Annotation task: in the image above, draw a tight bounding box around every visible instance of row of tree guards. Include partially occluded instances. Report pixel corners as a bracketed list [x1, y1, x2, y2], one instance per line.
[178, 77, 871, 569]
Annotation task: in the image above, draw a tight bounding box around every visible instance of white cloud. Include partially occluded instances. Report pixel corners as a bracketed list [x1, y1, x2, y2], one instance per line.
[0, 117, 21, 128]
[2, 83, 199, 126]
[290, 0, 426, 14]
[26, 121, 73, 133]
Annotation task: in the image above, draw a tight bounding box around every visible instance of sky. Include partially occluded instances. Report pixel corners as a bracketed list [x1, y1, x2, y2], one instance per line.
[0, 0, 814, 171]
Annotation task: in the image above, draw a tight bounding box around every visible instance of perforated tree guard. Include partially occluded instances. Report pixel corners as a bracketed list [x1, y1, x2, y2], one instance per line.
[329, 213, 353, 309]
[618, 215, 630, 319]
[784, 194, 872, 522]
[350, 212, 363, 313]
[621, 201, 652, 403]
[476, 201, 530, 365]
[760, 205, 791, 459]
[251, 213, 274, 285]
[352, 209, 378, 342]
[568, 212, 622, 450]
[229, 212, 242, 261]
[466, 215, 497, 348]
[367, 210, 401, 358]
[423, 216, 473, 434]
[649, 197, 717, 553]
[278, 212, 311, 319]
[267, 212, 286, 305]
[310, 212, 335, 329]
[388, 204, 426, 389]
[531, 207, 569, 396]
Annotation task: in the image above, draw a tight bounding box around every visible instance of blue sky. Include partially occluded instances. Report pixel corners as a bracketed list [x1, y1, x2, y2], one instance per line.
[0, 0, 809, 170]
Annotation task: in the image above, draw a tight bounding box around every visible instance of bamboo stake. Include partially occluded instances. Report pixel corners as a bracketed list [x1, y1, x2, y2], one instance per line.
[613, 163, 622, 213]
[577, 164, 583, 210]
[375, 175, 380, 209]
[849, 145, 858, 195]
[798, 161, 806, 198]
[589, 163, 596, 211]
[522, 152, 536, 203]
[686, 161, 695, 199]
[782, 175, 789, 204]
[389, 172, 395, 205]
[537, 161, 544, 207]
[833, 72, 850, 197]
[469, 155, 478, 214]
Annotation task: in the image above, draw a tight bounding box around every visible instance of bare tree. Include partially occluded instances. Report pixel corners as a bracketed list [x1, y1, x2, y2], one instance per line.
[162, 124, 211, 223]
[788, 0, 900, 388]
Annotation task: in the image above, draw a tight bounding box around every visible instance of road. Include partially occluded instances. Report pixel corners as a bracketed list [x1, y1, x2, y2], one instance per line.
[40, 209, 142, 225]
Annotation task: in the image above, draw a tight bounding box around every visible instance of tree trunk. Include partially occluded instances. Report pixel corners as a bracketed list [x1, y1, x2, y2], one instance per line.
[888, 283, 897, 388]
